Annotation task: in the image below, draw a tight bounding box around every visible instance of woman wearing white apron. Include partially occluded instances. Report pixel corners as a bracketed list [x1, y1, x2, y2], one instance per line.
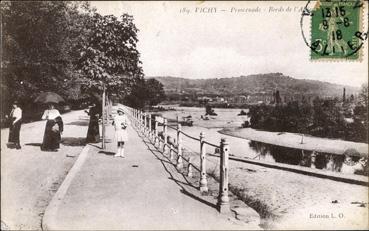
[112, 108, 129, 157]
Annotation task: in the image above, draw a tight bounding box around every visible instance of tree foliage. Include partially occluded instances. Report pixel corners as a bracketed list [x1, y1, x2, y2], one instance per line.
[1, 1, 151, 122]
[124, 78, 166, 108]
[2, 2, 70, 99]
[1, 1, 97, 107]
[144, 79, 166, 106]
[248, 92, 368, 143]
[77, 13, 143, 97]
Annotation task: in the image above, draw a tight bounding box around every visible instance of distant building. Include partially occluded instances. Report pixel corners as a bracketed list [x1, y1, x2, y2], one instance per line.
[234, 95, 247, 104]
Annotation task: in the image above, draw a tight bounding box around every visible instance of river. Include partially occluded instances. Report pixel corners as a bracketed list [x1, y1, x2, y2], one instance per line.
[153, 105, 367, 176]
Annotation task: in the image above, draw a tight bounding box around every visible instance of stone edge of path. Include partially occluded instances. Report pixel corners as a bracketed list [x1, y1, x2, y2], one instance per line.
[41, 145, 90, 231]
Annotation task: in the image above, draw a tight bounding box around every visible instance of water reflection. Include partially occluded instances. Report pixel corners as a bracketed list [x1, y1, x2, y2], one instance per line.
[249, 141, 368, 176]
[158, 106, 368, 176]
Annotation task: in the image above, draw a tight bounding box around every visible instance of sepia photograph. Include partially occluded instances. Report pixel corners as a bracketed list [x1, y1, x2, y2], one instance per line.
[1, 0, 368, 230]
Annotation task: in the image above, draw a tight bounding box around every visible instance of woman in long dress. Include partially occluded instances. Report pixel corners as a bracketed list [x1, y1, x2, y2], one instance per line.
[85, 103, 101, 143]
[7, 101, 22, 149]
[112, 108, 129, 157]
[41, 104, 63, 151]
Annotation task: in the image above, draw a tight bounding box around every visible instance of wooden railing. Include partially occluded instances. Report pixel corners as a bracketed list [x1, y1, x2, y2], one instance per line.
[123, 106, 231, 213]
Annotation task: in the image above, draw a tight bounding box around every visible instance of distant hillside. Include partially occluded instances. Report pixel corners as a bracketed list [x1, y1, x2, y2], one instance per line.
[150, 73, 359, 97]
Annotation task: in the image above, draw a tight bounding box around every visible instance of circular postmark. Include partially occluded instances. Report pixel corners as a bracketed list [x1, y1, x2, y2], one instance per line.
[300, 0, 368, 60]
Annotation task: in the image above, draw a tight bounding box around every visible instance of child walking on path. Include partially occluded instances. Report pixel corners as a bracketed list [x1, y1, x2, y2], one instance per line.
[112, 108, 129, 158]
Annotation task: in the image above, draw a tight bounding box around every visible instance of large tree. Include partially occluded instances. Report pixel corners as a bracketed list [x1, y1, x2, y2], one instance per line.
[350, 84, 368, 142]
[76, 12, 143, 99]
[1, 1, 94, 112]
[2, 2, 83, 99]
[144, 79, 166, 106]
[124, 78, 166, 108]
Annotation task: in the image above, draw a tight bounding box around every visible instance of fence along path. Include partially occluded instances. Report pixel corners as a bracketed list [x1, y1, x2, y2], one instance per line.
[124, 106, 368, 201]
[124, 106, 232, 213]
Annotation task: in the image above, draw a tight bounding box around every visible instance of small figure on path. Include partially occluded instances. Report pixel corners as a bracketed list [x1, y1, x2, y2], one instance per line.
[41, 104, 64, 151]
[112, 108, 129, 158]
[85, 103, 101, 143]
[7, 101, 22, 149]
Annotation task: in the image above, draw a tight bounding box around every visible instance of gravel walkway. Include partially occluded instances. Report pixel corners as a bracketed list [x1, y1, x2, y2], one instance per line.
[1, 110, 89, 230]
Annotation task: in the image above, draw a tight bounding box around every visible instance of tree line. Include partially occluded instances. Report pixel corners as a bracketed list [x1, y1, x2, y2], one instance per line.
[1, 1, 165, 121]
[247, 85, 368, 143]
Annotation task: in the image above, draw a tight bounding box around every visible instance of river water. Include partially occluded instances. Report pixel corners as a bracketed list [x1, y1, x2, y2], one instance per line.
[154, 106, 367, 176]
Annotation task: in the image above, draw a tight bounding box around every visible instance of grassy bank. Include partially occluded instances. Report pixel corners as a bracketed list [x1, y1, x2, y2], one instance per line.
[219, 127, 368, 157]
[180, 148, 368, 229]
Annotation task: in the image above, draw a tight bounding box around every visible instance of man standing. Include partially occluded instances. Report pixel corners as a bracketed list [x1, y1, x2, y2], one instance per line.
[8, 101, 22, 149]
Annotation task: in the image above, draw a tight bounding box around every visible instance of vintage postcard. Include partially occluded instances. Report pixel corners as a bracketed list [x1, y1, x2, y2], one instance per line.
[1, 1, 368, 230]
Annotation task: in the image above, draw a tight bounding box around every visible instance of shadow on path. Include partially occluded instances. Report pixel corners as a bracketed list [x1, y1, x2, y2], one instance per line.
[136, 129, 217, 210]
[61, 137, 86, 146]
[27, 138, 86, 147]
[66, 121, 89, 126]
[88, 143, 102, 149]
[98, 150, 115, 156]
[25, 143, 42, 147]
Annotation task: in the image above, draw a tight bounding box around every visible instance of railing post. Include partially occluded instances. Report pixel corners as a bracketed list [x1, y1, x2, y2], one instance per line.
[169, 144, 174, 161]
[176, 124, 183, 169]
[218, 138, 230, 213]
[138, 111, 141, 131]
[139, 110, 141, 129]
[163, 118, 168, 153]
[311, 151, 317, 169]
[187, 156, 193, 177]
[135, 110, 138, 127]
[154, 119, 159, 147]
[135, 109, 138, 123]
[141, 111, 144, 133]
[140, 111, 144, 132]
[134, 109, 136, 127]
[135, 109, 139, 129]
[133, 109, 136, 126]
[144, 113, 147, 134]
[325, 154, 334, 171]
[200, 132, 208, 193]
[148, 114, 152, 141]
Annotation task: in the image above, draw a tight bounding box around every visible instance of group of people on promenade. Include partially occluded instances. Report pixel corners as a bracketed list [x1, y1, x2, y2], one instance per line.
[6, 102, 64, 151]
[6, 100, 129, 157]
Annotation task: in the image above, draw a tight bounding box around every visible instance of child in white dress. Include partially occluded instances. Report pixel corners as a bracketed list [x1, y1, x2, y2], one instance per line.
[112, 108, 129, 157]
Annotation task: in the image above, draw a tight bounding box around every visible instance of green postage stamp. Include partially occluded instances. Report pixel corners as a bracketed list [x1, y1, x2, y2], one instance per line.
[308, 0, 366, 60]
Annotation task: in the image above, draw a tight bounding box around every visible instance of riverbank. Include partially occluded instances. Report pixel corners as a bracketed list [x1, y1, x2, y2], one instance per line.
[219, 127, 368, 157]
[158, 106, 368, 229]
[155, 106, 249, 128]
[158, 106, 367, 157]
[210, 155, 369, 229]
[178, 149, 368, 229]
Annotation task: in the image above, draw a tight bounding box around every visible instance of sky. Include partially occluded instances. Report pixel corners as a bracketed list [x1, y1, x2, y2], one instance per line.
[90, 1, 368, 87]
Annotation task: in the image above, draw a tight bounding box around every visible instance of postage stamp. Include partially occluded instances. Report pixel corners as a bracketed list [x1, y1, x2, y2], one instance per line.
[302, 0, 367, 60]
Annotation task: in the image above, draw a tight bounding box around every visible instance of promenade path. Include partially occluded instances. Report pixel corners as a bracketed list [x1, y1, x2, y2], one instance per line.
[44, 119, 259, 230]
[1, 110, 89, 230]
